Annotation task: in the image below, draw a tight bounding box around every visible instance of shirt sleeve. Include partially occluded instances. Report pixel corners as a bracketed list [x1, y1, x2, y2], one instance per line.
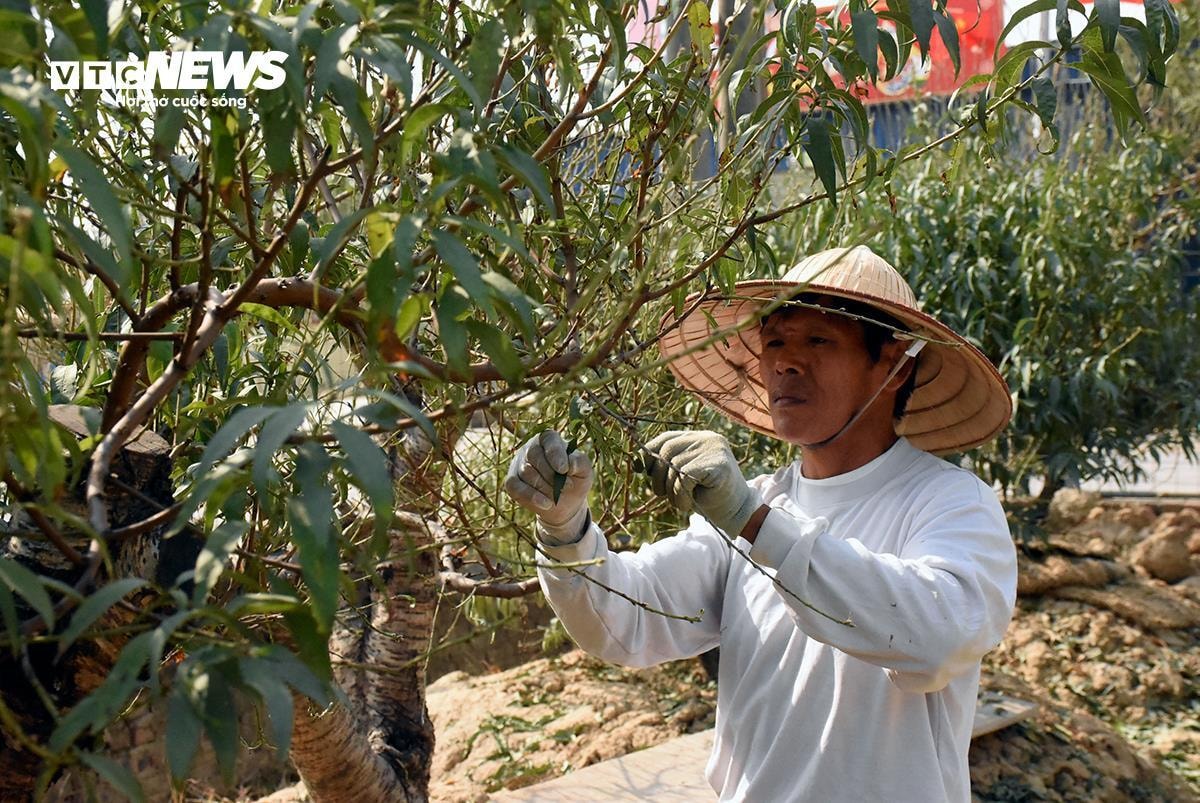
[535, 511, 734, 669]
[746, 474, 1017, 693]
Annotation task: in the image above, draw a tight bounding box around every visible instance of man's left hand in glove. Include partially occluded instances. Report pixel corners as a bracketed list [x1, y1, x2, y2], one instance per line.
[642, 430, 765, 539]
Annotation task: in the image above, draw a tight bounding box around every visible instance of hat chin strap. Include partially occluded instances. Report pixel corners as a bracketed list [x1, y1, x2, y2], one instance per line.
[798, 338, 927, 451]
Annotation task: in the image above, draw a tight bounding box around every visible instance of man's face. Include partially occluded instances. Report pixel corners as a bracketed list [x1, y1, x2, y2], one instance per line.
[757, 305, 899, 446]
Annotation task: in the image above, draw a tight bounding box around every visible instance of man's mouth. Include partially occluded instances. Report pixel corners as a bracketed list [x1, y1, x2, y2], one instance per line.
[771, 394, 807, 406]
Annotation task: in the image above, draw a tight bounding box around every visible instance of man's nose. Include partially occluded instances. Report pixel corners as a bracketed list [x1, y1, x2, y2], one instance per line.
[775, 350, 807, 375]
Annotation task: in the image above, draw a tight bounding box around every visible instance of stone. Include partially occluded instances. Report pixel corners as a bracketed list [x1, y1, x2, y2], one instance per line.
[1046, 489, 1102, 530]
[1131, 527, 1195, 583]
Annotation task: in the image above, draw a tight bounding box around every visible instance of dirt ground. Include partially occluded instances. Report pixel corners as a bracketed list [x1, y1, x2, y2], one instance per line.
[240, 495, 1200, 802]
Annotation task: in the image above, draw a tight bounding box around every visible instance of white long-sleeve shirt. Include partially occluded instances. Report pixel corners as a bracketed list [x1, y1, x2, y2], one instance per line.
[536, 437, 1017, 802]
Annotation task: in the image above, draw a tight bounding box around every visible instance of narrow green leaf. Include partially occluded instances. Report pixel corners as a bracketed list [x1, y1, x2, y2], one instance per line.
[466, 320, 524, 383]
[467, 19, 504, 105]
[687, 0, 714, 51]
[991, 41, 1045, 97]
[203, 669, 239, 784]
[57, 146, 132, 291]
[192, 521, 248, 605]
[330, 420, 394, 528]
[496, 145, 554, 208]
[482, 271, 536, 341]
[260, 643, 330, 704]
[433, 231, 495, 317]
[851, 10, 879, 81]
[239, 302, 298, 332]
[1076, 28, 1147, 138]
[166, 684, 202, 782]
[79, 752, 145, 803]
[251, 403, 310, 493]
[435, 285, 471, 377]
[902, 0, 935, 59]
[1094, 0, 1119, 52]
[313, 24, 358, 101]
[311, 208, 370, 278]
[996, 0, 1085, 57]
[58, 578, 147, 654]
[1145, 0, 1179, 56]
[1056, 0, 1073, 48]
[933, 11, 960, 75]
[390, 292, 426, 343]
[0, 584, 18, 654]
[197, 406, 276, 476]
[239, 659, 294, 758]
[287, 443, 338, 634]
[803, 116, 838, 205]
[0, 557, 55, 630]
[330, 73, 375, 168]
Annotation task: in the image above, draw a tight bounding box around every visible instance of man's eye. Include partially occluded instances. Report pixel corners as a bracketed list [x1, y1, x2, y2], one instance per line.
[765, 339, 784, 349]
[810, 337, 828, 345]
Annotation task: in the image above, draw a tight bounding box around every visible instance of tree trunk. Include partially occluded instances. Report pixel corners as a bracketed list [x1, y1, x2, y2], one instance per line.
[290, 533, 437, 802]
[0, 405, 191, 800]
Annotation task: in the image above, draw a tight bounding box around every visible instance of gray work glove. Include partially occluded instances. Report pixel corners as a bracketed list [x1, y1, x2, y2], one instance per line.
[643, 430, 763, 538]
[504, 430, 594, 546]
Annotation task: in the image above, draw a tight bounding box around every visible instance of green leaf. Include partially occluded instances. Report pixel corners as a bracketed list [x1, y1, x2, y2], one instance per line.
[58, 578, 147, 654]
[79, 752, 145, 803]
[331, 73, 376, 169]
[239, 302, 298, 332]
[851, 10, 879, 81]
[933, 11, 960, 75]
[482, 271, 536, 341]
[435, 284, 472, 377]
[433, 231, 494, 317]
[392, 293, 427, 342]
[467, 19, 505, 105]
[901, 0, 935, 59]
[203, 669, 239, 784]
[192, 521, 248, 605]
[238, 659, 294, 758]
[259, 643, 330, 704]
[1144, 0, 1179, 57]
[314, 24, 358, 101]
[197, 406, 276, 476]
[466, 320, 524, 383]
[0, 584, 18, 655]
[1076, 28, 1147, 139]
[1056, 0, 1073, 48]
[365, 210, 398, 259]
[153, 105, 185, 155]
[686, 0, 714, 52]
[311, 208, 370, 278]
[0, 557, 55, 630]
[996, 0, 1085, 57]
[1031, 76, 1060, 150]
[252, 403, 310, 493]
[496, 145, 554, 208]
[57, 146, 132, 291]
[803, 116, 838, 205]
[400, 103, 453, 167]
[166, 684, 202, 782]
[330, 420, 394, 532]
[990, 41, 1045, 98]
[287, 443, 339, 635]
[1094, 0, 1119, 52]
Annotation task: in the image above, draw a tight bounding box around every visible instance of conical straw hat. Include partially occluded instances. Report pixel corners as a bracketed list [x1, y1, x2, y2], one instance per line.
[657, 245, 1012, 455]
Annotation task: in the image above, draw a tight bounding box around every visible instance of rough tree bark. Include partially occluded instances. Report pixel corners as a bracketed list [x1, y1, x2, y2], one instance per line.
[0, 405, 198, 800]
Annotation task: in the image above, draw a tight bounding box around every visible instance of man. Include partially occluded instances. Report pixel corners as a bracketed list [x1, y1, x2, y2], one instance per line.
[504, 246, 1018, 802]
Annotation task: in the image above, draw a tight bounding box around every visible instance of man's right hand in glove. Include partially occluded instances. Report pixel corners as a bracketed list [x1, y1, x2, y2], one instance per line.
[505, 430, 594, 546]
